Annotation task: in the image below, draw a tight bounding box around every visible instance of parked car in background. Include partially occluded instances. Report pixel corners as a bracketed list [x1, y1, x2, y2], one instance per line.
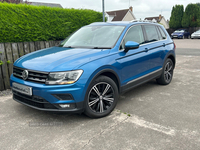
[171, 29, 190, 39]
[191, 30, 200, 39]
[10, 21, 176, 118]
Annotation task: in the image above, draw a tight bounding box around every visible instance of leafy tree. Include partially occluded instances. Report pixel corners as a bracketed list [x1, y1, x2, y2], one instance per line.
[169, 5, 184, 29]
[182, 4, 200, 27]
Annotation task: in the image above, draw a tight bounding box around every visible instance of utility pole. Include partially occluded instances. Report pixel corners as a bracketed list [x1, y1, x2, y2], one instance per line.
[102, 0, 105, 22]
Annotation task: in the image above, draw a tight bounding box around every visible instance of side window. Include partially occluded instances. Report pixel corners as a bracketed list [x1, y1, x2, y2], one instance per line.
[158, 26, 167, 39]
[120, 25, 145, 50]
[144, 25, 159, 42]
[156, 26, 162, 40]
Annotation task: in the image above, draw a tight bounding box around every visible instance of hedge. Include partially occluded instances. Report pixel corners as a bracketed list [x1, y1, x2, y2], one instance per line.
[0, 3, 103, 43]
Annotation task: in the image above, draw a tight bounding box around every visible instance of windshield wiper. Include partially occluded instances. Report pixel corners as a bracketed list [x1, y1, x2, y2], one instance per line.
[93, 47, 111, 49]
[64, 46, 73, 48]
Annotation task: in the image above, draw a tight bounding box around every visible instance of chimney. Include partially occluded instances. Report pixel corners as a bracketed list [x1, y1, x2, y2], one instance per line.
[129, 6, 133, 12]
[159, 14, 162, 20]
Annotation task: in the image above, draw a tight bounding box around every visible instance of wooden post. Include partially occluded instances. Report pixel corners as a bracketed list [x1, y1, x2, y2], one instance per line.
[12, 43, 19, 62]
[40, 41, 45, 49]
[18, 42, 24, 57]
[24, 42, 30, 54]
[35, 41, 41, 51]
[0, 43, 10, 90]
[29, 42, 35, 52]
[5, 43, 14, 78]
[45, 41, 50, 48]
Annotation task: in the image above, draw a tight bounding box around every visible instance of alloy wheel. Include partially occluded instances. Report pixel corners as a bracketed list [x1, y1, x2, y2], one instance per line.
[164, 61, 173, 83]
[88, 82, 114, 113]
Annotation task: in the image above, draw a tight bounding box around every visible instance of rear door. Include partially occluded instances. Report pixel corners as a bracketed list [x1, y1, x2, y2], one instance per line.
[142, 25, 165, 72]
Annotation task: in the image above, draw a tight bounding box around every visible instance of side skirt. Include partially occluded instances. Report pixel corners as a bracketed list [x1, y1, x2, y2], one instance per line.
[120, 68, 162, 94]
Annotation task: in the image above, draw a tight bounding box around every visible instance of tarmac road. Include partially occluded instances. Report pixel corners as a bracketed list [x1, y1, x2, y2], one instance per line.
[0, 39, 200, 150]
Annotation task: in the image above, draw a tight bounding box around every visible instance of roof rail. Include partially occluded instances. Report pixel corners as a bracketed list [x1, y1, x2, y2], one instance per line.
[130, 20, 157, 23]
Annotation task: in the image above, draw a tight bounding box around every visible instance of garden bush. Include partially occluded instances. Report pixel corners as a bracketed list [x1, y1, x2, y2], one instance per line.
[0, 3, 103, 42]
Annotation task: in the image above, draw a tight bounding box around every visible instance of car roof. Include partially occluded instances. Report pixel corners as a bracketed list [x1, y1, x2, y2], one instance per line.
[88, 21, 161, 27]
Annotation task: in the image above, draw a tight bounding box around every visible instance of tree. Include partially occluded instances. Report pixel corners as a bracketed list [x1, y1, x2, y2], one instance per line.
[182, 4, 200, 27]
[169, 5, 184, 29]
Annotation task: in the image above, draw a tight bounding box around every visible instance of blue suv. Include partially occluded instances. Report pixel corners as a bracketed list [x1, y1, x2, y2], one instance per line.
[10, 21, 176, 118]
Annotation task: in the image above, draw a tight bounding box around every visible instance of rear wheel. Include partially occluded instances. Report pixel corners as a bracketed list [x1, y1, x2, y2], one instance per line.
[157, 58, 174, 85]
[84, 76, 118, 118]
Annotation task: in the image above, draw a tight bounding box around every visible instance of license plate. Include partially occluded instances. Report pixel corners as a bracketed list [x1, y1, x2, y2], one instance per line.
[12, 82, 32, 96]
[173, 36, 177, 37]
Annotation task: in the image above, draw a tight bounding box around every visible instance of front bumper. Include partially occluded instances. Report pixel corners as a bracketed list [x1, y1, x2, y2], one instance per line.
[10, 74, 86, 112]
[171, 35, 183, 38]
[191, 35, 200, 39]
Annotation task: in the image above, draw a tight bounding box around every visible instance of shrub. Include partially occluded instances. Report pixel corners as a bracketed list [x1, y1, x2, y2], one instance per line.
[0, 3, 103, 43]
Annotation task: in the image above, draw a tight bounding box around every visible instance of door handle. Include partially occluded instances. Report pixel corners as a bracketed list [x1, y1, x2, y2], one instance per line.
[145, 48, 149, 52]
[163, 43, 166, 47]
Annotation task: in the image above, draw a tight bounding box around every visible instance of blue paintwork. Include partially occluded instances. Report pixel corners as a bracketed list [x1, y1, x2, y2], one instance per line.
[10, 21, 175, 111]
[125, 41, 139, 50]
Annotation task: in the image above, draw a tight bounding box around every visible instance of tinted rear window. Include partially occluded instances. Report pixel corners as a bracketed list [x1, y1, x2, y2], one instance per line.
[144, 25, 159, 43]
[158, 26, 167, 39]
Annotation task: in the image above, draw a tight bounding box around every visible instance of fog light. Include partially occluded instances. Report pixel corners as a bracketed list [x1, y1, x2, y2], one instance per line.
[59, 104, 70, 108]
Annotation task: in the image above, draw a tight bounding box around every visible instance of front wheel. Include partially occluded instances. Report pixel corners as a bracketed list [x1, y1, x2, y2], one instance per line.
[84, 76, 118, 118]
[157, 58, 174, 85]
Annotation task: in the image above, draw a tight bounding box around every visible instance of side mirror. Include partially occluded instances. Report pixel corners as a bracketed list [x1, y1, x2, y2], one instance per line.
[124, 41, 139, 52]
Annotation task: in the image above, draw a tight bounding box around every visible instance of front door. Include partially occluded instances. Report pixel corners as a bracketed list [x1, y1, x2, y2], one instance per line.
[116, 25, 151, 90]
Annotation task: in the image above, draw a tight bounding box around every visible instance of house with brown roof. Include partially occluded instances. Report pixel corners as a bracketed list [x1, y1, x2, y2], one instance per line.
[106, 6, 136, 22]
[145, 14, 169, 29]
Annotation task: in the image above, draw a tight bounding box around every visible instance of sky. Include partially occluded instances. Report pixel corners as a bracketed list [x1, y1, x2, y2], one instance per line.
[31, 0, 200, 20]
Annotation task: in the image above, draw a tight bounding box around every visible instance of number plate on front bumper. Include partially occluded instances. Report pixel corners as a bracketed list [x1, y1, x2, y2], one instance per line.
[12, 82, 32, 96]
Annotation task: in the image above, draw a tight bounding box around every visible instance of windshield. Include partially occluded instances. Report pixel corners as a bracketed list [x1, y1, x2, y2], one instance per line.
[62, 26, 125, 49]
[195, 30, 200, 33]
[174, 30, 184, 33]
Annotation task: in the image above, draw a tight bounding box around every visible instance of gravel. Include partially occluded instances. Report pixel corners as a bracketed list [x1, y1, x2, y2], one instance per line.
[0, 89, 12, 97]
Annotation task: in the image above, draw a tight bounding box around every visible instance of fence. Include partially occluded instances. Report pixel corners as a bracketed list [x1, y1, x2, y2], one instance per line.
[0, 40, 62, 91]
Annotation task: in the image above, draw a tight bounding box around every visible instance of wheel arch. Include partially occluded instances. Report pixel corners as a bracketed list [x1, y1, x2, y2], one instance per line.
[92, 69, 121, 93]
[167, 54, 176, 68]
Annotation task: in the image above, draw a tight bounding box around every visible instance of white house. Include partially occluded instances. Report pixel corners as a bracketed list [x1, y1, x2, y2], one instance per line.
[145, 15, 169, 29]
[106, 7, 136, 22]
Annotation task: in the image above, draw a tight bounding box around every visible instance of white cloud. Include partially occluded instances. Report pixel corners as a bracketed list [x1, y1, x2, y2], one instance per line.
[31, 0, 200, 20]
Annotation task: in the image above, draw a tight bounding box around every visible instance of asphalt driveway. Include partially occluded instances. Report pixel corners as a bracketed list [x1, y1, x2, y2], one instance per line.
[0, 39, 200, 150]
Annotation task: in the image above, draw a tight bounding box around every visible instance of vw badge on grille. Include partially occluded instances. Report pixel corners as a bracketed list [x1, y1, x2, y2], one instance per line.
[22, 70, 29, 80]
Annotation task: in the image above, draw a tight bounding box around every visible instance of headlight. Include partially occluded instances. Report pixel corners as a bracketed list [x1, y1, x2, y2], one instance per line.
[46, 70, 83, 85]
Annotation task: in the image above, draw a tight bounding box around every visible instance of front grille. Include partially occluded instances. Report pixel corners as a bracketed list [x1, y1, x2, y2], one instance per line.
[13, 67, 48, 84]
[13, 91, 57, 109]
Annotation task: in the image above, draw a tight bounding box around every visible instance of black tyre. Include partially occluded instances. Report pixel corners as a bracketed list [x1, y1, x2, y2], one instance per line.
[157, 58, 174, 85]
[84, 76, 118, 118]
